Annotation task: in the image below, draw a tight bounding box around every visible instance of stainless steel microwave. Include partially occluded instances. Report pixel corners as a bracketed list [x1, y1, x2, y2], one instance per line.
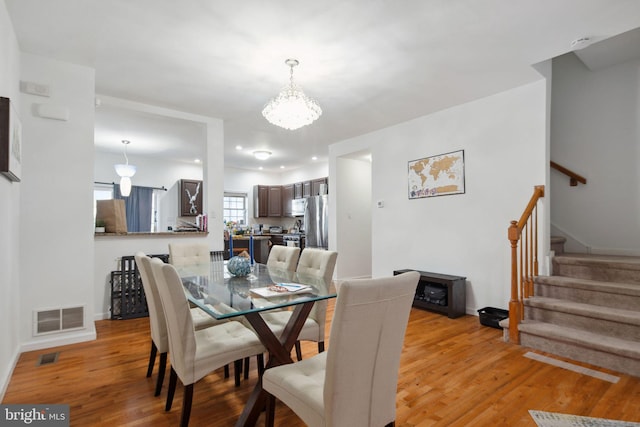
[291, 198, 306, 217]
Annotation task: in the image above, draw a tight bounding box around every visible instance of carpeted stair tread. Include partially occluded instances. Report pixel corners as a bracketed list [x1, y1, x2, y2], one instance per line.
[519, 321, 640, 360]
[550, 236, 566, 244]
[535, 275, 640, 296]
[554, 253, 640, 271]
[524, 297, 640, 326]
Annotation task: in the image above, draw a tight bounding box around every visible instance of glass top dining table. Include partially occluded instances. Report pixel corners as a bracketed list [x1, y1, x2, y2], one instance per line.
[176, 259, 337, 427]
[177, 260, 336, 320]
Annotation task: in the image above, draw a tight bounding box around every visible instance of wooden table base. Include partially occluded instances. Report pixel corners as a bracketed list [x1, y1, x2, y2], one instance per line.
[235, 301, 315, 427]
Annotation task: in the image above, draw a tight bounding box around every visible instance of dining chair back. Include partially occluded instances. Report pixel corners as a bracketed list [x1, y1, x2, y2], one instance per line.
[266, 245, 301, 271]
[296, 248, 337, 284]
[323, 271, 419, 426]
[168, 242, 210, 267]
[135, 252, 169, 396]
[263, 271, 420, 427]
[294, 248, 337, 358]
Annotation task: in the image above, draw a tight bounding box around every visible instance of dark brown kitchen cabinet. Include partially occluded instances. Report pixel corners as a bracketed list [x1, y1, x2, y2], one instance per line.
[282, 184, 294, 217]
[294, 182, 303, 199]
[253, 185, 269, 218]
[302, 181, 312, 197]
[270, 234, 284, 247]
[268, 186, 282, 217]
[311, 177, 328, 195]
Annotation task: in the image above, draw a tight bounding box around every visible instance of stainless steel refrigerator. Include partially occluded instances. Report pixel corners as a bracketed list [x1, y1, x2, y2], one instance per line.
[304, 195, 328, 249]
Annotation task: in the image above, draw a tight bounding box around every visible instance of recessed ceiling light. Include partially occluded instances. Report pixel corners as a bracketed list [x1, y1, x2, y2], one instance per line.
[194, 158, 201, 163]
[235, 145, 243, 150]
[253, 150, 272, 160]
[280, 165, 285, 169]
[259, 166, 263, 170]
[311, 156, 318, 161]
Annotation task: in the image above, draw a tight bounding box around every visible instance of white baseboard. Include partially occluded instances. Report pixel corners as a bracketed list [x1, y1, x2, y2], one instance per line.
[19, 329, 96, 353]
[94, 312, 110, 321]
[0, 348, 20, 402]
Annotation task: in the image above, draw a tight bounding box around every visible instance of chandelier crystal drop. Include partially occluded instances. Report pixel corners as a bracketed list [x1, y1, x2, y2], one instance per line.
[262, 59, 322, 131]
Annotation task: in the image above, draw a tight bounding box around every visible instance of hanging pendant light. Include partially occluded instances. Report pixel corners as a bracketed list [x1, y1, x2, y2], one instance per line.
[114, 140, 136, 197]
[262, 59, 322, 130]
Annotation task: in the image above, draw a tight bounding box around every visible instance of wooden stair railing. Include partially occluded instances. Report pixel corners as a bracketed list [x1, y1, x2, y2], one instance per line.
[550, 161, 586, 186]
[508, 185, 545, 344]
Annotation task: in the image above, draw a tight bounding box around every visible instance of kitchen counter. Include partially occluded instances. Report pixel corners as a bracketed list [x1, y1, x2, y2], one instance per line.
[229, 235, 271, 240]
[94, 231, 209, 237]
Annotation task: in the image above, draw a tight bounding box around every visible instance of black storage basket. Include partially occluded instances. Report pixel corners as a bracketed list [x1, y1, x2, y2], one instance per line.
[477, 307, 508, 329]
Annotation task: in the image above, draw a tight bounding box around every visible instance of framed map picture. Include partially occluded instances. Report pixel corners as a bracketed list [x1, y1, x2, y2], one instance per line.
[408, 150, 465, 199]
[0, 97, 22, 182]
[180, 179, 203, 216]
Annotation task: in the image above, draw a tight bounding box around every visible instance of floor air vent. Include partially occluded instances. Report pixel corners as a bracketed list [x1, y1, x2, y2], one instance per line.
[36, 352, 59, 366]
[34, 306, 85, 336]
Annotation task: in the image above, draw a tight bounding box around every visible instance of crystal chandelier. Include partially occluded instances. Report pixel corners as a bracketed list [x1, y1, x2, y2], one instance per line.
[114, 140, 136, 197]
[262, 59, 322, 130]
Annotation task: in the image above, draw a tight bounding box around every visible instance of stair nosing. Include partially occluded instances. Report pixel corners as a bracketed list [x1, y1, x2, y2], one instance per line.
[553, 254, 640, 272]
[525, 296, 640, 325]
[519, 321, 640, 358]
[535, 275, 640, 296]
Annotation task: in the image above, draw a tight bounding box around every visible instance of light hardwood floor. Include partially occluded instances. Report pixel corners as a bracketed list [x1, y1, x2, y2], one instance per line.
[3, 301, 639, 426]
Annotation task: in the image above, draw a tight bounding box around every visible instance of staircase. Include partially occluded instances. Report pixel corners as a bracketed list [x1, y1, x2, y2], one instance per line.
[515, 245, 640, 377]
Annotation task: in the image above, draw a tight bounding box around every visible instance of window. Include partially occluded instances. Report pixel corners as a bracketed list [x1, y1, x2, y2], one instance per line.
[224, 192, 247, 225]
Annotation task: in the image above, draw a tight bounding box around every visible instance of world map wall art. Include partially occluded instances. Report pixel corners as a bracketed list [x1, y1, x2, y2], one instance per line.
[408, 149, 465, 199]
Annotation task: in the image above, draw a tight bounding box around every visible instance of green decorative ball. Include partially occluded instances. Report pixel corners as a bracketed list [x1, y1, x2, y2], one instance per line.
[227, 256, 251, 277]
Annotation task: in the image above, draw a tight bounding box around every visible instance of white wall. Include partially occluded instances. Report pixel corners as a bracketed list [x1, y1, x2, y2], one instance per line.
[18, 53, 97, 351]
[330, 80, 548, 312]
[335, 155, 372, 278]
[551, 53, 640, 255]
[0, 0, 21, 399]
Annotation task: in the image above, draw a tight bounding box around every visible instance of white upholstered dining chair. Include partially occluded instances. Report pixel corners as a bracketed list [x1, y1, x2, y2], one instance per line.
[262, 248, 337, 361]
[168, 244, 262, 382]
[168, 242, 210, 267]
[135, 252, 229, 397]
[266, 245, 301, 271]
[262, 271, 420, 427]
[150, 258, 266, 427]
[295, 248, 337, 358]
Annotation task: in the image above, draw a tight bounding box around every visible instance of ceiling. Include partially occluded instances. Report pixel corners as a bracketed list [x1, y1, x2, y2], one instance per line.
[6, 0, 640, 172]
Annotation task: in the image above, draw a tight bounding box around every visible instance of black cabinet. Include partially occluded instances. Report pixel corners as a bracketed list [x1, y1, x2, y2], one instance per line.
[393, 269, 466, 318]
